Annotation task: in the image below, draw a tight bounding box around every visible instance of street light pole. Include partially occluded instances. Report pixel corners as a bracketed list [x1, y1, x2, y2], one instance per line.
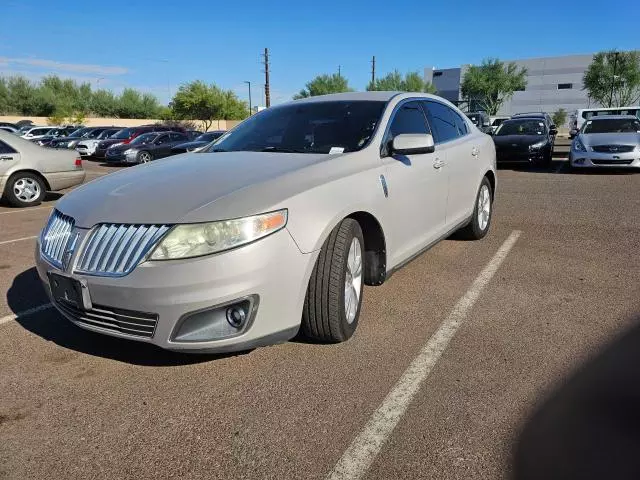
[244, 81, 252, 116]
[609, 52, 620, 107]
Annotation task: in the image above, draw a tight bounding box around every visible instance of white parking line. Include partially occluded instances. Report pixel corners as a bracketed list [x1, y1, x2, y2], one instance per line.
[0, 235, 38, 246]
[327, 230, 522, 480]
[0, 206, 52, 215]
[0, 303, 53, 327]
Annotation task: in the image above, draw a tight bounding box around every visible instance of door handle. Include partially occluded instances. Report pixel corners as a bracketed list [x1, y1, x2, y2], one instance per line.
[0, 156, 13, 161]
[433, 159, 444, 169]
[471, 147, 479, 157]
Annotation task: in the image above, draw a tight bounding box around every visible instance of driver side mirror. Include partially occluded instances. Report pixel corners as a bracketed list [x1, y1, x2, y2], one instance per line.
[549, 128, 558, 135]
[391, 133, 435, 155]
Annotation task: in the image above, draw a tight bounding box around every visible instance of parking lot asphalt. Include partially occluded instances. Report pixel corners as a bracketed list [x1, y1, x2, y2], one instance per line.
[1, 153, 639, 479]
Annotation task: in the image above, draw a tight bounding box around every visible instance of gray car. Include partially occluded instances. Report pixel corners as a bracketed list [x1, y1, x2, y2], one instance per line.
[35, 92, 496, 353]
[570, 115, 640, 169]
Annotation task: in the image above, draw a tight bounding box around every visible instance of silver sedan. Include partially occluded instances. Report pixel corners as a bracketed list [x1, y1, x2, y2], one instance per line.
[35, 92, 496, 353]
[0, 130, 86, 207]
[570, 115, 640, 169]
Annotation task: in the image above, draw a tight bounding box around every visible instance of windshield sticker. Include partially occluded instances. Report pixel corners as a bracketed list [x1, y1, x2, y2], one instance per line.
[329, 146, 345, 154]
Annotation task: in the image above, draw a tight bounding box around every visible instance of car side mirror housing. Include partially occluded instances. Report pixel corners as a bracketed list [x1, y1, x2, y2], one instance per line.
[391, 133, 435, 155]
[550, 128, 558, 135]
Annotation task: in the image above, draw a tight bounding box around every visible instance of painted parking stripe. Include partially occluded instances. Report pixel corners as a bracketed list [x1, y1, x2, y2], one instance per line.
[0, 235, 38, 246]
[0, 206, 52, 215]
[0, 303, 53, 327]
[327, 230, 522, 480]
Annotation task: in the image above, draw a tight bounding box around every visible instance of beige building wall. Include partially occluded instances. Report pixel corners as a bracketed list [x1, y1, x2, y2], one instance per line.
[0, 116, 243, 131]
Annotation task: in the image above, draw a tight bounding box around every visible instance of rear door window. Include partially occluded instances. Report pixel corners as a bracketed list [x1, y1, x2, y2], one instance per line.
[0, 140, 17, 154]
[423, 101, 460, 143]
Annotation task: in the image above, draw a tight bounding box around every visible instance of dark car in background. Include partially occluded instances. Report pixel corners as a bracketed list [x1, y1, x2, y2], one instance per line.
[492, 117, 557, 166]
[94, 125, 188, 158]
[170, 130, 226, 154]
[105, 131, 190, 164]
[466, 112, 492, 133]
[511, 112, 557, 146]
[49, 126, 110, 149]
[32, 126, 81, 146]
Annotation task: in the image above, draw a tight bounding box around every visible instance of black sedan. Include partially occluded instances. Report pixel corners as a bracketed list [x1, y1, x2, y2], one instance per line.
[170, 130, 226, 154]
[492, 118, 557, 167]
[105, 131, 190, 164]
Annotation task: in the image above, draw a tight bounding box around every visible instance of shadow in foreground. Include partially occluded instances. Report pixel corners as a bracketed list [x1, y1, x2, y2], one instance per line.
[7, 268, 247, 366]
[512, 314, 640, 480]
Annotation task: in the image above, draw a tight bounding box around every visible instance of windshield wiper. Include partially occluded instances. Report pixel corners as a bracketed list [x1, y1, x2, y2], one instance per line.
[260, 146, 305, 153]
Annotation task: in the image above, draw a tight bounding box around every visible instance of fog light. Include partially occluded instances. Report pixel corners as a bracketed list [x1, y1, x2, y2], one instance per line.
[226, 307, 246, 327]
[172, 295, 258, 342]
[574, 158, 585, 165]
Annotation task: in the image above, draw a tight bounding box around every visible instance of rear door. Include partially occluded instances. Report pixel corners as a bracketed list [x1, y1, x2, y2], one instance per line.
[382, 100, 448, 266]
[167, 133, 188, 156]
[423, 100, 481, 228]
[0, 139, 21, 177]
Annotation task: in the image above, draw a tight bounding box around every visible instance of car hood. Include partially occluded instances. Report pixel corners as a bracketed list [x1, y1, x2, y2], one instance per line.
[98, 138, 125, 148]
[580, 132, 640, 147]
[172, 140, 208, 150]
[56, 151, 336, 227]
[493, 135, 547, 147]
[107, 143, 144, 154]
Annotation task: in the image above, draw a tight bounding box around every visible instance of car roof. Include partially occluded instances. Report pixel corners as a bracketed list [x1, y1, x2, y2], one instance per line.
[586, 114, 638, 120]
[513, 112, 548, 117]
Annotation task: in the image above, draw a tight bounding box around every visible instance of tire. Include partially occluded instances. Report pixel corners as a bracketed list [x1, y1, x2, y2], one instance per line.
[458, 177, 493, 240]
[4, 172, 46, 207]
[137, 150, 153, 163]
[301, 218, 364, 343]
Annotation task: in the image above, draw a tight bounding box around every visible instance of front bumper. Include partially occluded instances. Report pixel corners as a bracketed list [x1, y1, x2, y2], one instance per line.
[35, 229, 317, 353]
[569, 150, 640, 168]
[77, 143, 97, 156]
[496, 150, 545, 163]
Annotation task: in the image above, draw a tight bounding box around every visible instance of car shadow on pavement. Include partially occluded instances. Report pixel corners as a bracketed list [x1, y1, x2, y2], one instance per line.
[7, 267, 248, 366]
[512, 314, 640, 480]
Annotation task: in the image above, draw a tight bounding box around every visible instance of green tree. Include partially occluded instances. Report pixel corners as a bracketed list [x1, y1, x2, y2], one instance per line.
[552, 108, 567, 128]
[170, 81, 248, 130]
[461, 58, 527, 115]
[294, 73, 352, 99]
[367, 70, 437, 93]
[0, 78, 10, 114]
[91, 89, 118, 117]
[583, 51, 640, 107]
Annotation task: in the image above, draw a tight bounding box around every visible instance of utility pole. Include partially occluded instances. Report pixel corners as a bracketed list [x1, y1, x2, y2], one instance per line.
[338, 65, 341, 76]
[609, 51, 620, 108]
[244, 81, 252, 115]
[263, 48, 271, 108]
[371, 56, 376, 87]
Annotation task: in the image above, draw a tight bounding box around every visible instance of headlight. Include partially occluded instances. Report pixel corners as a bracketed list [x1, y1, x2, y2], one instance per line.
[124, 148, 135, 155]
[149, 209, 288, 260]
[573, 138, 587, 152]
[528, 141, 547, 151]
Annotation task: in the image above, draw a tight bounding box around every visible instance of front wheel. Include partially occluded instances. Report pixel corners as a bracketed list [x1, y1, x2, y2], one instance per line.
[301, 218, 364, 343]
[137, 150, 153, 163]
[458, 177, 493, 240]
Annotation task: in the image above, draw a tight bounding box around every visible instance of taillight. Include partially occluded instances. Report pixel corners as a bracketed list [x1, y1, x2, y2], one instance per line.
[75, 157, 82, 167]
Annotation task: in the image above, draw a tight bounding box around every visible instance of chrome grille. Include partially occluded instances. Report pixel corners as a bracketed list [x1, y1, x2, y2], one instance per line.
[41, 210, 75, 268]
[56, 299, 158, 338]
[75, 224, 170, 276]
[592, 145, 635, 153]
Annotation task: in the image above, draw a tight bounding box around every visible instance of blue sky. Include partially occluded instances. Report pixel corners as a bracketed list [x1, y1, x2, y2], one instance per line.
[1, 0, 638, 106]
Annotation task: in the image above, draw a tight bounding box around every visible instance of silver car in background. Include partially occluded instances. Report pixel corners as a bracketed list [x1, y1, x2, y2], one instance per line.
[35, 92, 496, 353]
[570, 115, 640, 169]
[0, 131, 85, 207]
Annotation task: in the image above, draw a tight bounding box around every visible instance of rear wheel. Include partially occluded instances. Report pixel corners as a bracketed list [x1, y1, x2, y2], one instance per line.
[458, 177, 492, 240]
[4, 172, 46, 207]
[301, 218, 364, 343]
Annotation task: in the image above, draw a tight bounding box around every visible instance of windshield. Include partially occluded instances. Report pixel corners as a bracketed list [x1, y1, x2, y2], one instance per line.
[68, 127, 91, 137]
[85, 128, 105, 138]
[496, 119, 546, 136]
[582, 118, 640, 134]
[99, 129, 119, 139]
[205, 101, 386, 154]
[491, 118, 506, 127]
[112, 128, 134, 139]
[197, 131, 224, 142]
[130, 133, 157, 145]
